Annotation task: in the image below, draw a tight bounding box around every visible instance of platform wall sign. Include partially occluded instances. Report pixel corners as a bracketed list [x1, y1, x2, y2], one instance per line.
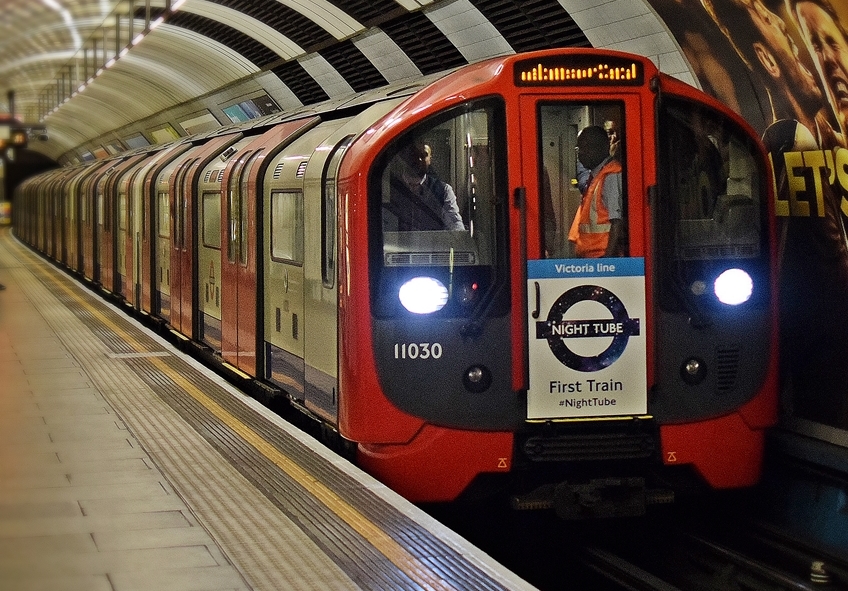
[527, 258, 647, 419]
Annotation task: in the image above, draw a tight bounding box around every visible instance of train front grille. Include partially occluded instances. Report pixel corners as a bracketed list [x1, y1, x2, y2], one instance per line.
[521, 429, 656, 462]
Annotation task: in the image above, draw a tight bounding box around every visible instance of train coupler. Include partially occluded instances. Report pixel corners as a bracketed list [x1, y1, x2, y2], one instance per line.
[511, 477, 673, 519]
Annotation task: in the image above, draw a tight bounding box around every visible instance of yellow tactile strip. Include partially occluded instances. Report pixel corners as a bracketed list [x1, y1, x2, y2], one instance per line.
[2, 230, 527, 591]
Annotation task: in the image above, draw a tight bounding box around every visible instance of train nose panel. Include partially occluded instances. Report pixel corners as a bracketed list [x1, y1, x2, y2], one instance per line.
[525, 258, 648, 420]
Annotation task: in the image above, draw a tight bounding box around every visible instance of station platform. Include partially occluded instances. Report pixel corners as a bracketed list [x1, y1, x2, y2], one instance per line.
[0, 227, 535, 591]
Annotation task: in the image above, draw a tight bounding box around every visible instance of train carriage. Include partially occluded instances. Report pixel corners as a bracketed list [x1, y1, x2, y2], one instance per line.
[13, 48, 778, 518]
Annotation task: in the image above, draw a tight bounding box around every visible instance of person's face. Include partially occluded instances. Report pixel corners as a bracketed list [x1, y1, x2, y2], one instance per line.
[603, 121, 618, 147]
[422, 144, 432, 169]
[406, 144, 430, 177]
[796, 1, 848, 129]
[577, 136, 605, 170]
[743, 0, 822, 102]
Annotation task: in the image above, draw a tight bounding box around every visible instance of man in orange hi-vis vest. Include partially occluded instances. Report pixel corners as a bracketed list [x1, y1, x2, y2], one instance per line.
[569, 125, 624, 258]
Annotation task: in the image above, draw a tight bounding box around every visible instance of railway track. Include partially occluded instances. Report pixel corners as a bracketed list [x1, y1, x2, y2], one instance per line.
[577, 495, 848, 591]
[424, 492, 848, 591]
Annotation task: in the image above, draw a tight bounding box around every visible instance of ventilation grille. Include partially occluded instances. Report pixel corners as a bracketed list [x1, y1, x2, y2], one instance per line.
[319, 40, 388, 93]
[270, 61, 330, 106]
[155, 10, 280, 68]
[203, 169, 224, 183]
[472, 0, 590, 52]
[715, 346, 740, 393]
[385, 251, 476, 266]
[212, 0, 334, 50]
[381, 11, 468, 75]
[296, 161, 308, 178]
[522, 432, 656, 462]
[272, 162, 284, 180]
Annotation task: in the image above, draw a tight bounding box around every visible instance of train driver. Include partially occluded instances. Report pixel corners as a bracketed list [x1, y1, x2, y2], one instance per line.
[568, 125, 625, 258]
[387, 142, 466, 231]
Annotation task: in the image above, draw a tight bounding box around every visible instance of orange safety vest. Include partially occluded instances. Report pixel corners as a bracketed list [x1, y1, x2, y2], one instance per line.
[568, 160, 622, 258]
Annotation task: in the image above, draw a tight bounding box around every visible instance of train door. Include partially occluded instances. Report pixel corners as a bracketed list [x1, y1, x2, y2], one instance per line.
[47, 175, 59, 261]
[68, 167, 86, 272]
[262, 125, 334, 400]
[97, 163, 124, 293]
[78, 163, 108, 280]
[171, 134, 242, 339]
[171, 157, 193, 336]
[118, 156, 148, 302]
[107, 155, 146, 295]
[144, 144, 190, 317]
[80, 167, 96, 280]
[518, 95, 649, 421]
[222, 119, 318, 378]
[155, 153, 191, 324]
[263, 181, 307, 399]
[115, 164, 139, 305]
[197, 155, 229, 352]
[117, 170, 131, 299]
[221, 145, 257, 365]
[127, 163, 147, 308]
[64, 170, 77, 266]
[155, 181, 171, 321]
[64, 172, 77, 268]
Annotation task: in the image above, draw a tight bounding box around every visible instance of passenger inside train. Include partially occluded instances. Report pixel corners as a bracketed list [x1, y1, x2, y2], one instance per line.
[385, 141, 465, 232]
[538, 104, 627, 259]
[568, 124, 625, 258]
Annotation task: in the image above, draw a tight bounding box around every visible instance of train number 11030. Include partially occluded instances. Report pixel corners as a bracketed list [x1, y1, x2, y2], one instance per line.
[394, 342, 443, 360]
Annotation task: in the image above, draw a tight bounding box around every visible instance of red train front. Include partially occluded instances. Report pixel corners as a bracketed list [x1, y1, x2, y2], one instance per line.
[338, 49, 778, 517]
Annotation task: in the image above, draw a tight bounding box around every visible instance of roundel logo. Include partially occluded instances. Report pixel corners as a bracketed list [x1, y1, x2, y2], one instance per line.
[535, 284, 640, 372]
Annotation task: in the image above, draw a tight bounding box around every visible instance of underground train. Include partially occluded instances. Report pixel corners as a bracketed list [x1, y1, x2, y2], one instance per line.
[13, 48, 778, 518]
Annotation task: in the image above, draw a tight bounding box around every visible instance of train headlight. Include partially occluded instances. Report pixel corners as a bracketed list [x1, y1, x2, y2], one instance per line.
[713, 268, 753, 306]
[398, 277, 449, 314]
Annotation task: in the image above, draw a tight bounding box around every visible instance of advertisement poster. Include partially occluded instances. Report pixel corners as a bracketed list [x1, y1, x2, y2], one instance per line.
[648, 0, 848, 430]
[527, 258, 647, 419]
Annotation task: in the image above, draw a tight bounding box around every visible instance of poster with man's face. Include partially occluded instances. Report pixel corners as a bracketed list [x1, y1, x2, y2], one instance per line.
[648, 0, 848, 431]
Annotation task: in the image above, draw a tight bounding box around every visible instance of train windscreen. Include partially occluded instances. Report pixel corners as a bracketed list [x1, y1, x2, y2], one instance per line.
[656, 97, 769, 311]
[370, 98, 509, 318]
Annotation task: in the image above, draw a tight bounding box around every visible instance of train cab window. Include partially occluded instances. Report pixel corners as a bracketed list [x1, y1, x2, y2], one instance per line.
[538, 103, 626, 259]
[270, 190, 304, 264]
[657, 97, 767, 310]
[660, 100, 761, 260]
[370, 98, 509, 318]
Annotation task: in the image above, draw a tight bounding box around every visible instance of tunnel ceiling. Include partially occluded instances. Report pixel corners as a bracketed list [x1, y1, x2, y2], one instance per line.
[0, 0, 692, 162]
